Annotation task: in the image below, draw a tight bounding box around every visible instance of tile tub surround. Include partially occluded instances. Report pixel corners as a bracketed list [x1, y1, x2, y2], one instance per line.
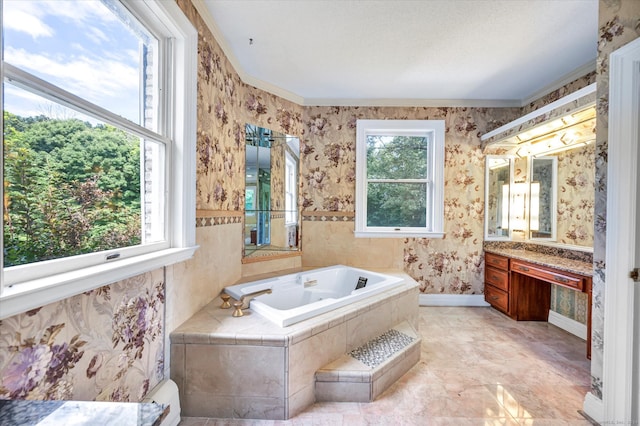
[315, 321, 421, 403]
[170, 272, 419, 420]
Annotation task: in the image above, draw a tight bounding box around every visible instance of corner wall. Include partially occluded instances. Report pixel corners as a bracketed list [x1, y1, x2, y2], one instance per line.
[301, 106, 517, 294]
[590, 0, 640, 400]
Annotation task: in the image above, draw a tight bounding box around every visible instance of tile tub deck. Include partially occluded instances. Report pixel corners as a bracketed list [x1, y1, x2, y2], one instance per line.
[170, 271, 419, 420]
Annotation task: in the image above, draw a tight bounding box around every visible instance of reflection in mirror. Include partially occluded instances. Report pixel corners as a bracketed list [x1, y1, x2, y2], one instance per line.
[529, 156, 557, 240]
[244, 124, 300, 260]
[484, 156, 512, 240]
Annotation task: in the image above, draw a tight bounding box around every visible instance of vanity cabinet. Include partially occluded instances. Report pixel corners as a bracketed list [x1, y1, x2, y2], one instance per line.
[484, 251, 592, 359]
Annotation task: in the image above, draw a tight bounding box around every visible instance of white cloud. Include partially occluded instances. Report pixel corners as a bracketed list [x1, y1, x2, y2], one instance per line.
[5, 47, 139, 121]
[3, 7, 53, 39]
[39, 0, 118, 26]
[3, 1, 118, 39]
[87, 27, 110, 45]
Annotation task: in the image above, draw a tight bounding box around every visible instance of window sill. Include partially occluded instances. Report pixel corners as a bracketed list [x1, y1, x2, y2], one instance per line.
[0, 246, 198, 320]
[354, 231, 445, 239]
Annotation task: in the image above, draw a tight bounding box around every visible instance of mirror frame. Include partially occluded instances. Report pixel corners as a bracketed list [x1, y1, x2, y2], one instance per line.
[243, 123, 302, 262]
[484, 155, 513, 240]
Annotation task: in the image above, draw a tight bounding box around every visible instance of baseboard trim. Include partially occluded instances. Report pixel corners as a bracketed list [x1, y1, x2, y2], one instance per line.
[419, 294, 490, 307]
[582, 392, 604, 424]
[548, 310, 588, 341]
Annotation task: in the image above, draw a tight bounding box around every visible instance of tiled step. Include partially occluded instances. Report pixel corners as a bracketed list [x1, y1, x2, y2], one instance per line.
[315, 322, 420, 402]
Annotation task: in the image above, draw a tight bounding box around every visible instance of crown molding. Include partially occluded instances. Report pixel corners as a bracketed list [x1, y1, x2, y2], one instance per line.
[520, 59, 597, 106]
[302, 97, 522, 108]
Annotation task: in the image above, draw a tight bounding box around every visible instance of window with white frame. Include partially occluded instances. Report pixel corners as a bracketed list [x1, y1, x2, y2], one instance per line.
[0, 0, 197, 319]
[355, 119, 445, 238]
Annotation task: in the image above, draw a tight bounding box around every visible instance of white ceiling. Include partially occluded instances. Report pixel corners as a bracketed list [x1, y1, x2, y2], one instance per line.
[198, 0, 598, 107]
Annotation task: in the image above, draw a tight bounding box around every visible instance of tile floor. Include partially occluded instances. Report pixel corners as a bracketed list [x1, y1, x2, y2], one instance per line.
[178, 306, 593, 425]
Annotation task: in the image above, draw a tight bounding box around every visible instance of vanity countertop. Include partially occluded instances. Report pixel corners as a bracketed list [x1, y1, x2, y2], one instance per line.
[0, 399, 168, 426]
[484, 247, 593, 277]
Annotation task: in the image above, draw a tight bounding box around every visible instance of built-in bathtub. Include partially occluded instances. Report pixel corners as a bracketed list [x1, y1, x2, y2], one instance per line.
[224, 265, 405, 326]
[171, 268, 420, 420]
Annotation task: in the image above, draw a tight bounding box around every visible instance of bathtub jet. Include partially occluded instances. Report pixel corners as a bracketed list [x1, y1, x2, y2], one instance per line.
[223, 265, 405, 327]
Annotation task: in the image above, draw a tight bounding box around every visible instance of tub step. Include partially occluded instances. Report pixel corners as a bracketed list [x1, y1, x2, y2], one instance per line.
[315, 322, 420, 402]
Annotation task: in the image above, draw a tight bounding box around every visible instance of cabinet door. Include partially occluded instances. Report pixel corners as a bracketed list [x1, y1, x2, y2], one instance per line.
[485, 266, 509, 292]
[485, 252, 509, 270]
[511, 260, 584, 291]
[485, 285, 509, 314]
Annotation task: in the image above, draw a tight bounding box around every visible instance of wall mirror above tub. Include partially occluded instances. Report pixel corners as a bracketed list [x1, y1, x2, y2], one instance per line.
[484, 156, 513, 240]
[481, 83, 596, 251]
[244, 124, 300, 262]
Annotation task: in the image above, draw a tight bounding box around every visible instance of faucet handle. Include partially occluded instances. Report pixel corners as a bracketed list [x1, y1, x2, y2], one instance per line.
[220, 294, 231, 309]
[232, 300, 245, 317]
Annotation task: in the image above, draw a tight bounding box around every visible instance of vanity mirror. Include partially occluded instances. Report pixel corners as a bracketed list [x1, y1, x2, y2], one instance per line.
[484, 156, 512, 240]
[484, 143, 593, 249]
[529, 156, 557, 241]
[244, 124, 300, 261]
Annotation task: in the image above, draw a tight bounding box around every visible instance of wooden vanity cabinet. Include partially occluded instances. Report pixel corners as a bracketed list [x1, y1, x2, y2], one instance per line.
[484, 251, 592, 359]
[484, 253, 510, 316]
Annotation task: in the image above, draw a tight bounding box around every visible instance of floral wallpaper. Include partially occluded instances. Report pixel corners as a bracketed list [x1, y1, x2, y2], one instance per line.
[0, 271, 165, 402]
[557, 143, 596, 247]
[590, 0, 640, 400]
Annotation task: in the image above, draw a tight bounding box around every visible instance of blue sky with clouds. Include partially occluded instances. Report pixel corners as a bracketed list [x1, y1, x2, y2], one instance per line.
[3, 0, 146, 124]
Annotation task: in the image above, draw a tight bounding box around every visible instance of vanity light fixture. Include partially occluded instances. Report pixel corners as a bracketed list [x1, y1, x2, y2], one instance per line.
[482, 87, 596, 158]
[530, 138, 595, 158]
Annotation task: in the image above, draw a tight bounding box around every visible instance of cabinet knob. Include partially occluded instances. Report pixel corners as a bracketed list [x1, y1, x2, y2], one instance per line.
[554, 275, 569, 283]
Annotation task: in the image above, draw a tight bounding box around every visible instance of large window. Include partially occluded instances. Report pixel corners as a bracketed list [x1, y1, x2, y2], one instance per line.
[355, 119, 445, 238]
[0, 0, 197, 319]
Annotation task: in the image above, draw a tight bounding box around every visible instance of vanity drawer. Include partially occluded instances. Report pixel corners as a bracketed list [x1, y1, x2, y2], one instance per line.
[485, 285, 509, 314]
[485, 266, 509, 292]
[485, 252, 509, 271]
[510, 260, 585, 291]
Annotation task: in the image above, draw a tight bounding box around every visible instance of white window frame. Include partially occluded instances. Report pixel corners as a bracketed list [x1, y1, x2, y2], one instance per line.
[355, 119, 445, 238]
[0, 0, 198, 320]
